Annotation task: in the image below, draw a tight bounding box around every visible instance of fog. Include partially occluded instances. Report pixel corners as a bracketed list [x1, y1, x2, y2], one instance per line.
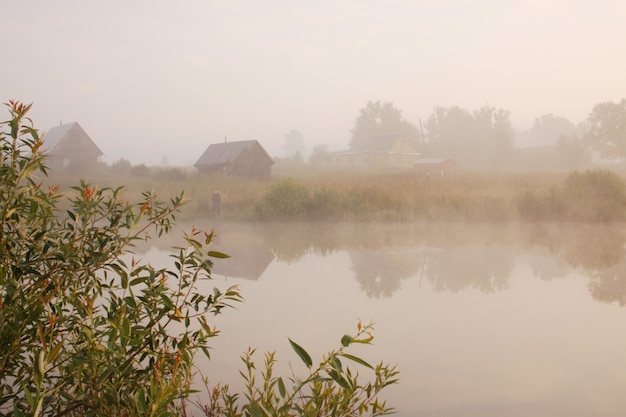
[4, 1, 626, 166]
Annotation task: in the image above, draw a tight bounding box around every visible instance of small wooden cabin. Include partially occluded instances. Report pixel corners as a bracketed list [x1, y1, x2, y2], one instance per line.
[332, 132, 420, 169]
[42, 122, 103, 170]
[414, 158, 456, 176]
[194, 140, 274, 179]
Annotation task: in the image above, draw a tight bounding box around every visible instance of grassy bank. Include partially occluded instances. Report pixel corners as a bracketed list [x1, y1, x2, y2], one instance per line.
[43, 166, 626, 223]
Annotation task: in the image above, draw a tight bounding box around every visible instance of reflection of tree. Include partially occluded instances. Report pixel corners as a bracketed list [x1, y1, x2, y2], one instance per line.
[521, 224, 626, 271]
[154, 221, 626, 305]
[350, 249, 425, 298]
[560, 227, 626, 271]
[522, 251, 571, 281]
[588, 260, 626, 306]
[426, 246, 514, 293]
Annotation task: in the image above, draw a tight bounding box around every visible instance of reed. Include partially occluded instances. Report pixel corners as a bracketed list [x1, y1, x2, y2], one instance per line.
[43, 166, 624, 222]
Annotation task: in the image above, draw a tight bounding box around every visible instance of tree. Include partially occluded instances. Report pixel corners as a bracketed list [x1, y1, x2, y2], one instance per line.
[350, 101, 420, 150]
[424, 105, 514, 168]
[518, 113, 578, 147]
[283, 129, 306, 159]
[309, 144, 332, 165]
[1, 101, 398, 416]
[583, 98, 626, 158]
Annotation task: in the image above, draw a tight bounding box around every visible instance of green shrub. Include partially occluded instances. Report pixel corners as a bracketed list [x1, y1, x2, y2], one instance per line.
[516, 169, 626, 222]
[0, 101, 240, 416]
[561, 169, 626, 221]
[254, 178, 311, 220]
[1, 101, 398, 416]
[308, 187, 346, 220]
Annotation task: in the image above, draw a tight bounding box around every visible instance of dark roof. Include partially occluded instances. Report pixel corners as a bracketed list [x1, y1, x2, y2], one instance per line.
[42, 122, 103, 157]
[415, 158, 454, 165]
[194, 140, 271, 167]
[351, 132, 405, 153]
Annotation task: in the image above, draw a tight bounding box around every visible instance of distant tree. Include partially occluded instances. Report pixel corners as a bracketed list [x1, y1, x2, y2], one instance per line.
[283, 129, 306, 158]
[518, 113, 578, 147]
[110, 158, 132, 175]
[350, 101, 420, 150]
[554, 135, 590, 170]
[130, 163, 151, 177]
[291, 150, 305, 163]
[425, 105, 514, 167]
[309, 144, 332, 165]
[583, 98, 626, 158]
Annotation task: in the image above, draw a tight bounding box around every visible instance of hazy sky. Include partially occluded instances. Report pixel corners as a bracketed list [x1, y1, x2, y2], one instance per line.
[4, 1, 625, 165]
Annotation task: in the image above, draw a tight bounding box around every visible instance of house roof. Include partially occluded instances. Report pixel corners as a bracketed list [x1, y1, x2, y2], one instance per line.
[415, 158, 454, 165]
[42, 122, 103, 157]
[194, 140, 272, 167]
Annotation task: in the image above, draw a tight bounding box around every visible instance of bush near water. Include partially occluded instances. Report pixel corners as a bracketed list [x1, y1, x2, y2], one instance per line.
[1, 101, 398, 416]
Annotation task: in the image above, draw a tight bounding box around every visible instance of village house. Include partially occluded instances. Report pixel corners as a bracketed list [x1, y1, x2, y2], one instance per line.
[42, 122, 104, 171]
[194, 140, 274, 179]
[332, 132, 420, 169]
[414, 158, 457, 177]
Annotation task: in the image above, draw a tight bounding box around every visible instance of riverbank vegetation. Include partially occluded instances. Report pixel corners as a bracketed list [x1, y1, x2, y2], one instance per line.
[46, 162, 626, 223]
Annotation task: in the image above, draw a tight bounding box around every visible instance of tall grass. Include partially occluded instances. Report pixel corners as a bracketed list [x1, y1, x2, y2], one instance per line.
[43, 166, 626, 223]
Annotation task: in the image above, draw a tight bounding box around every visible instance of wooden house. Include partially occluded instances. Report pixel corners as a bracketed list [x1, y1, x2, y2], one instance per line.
[414, 158, 456, 176]
[332, 132, 420, 169]
[42, 122, 103, 170]
[194, 140, 274, 179]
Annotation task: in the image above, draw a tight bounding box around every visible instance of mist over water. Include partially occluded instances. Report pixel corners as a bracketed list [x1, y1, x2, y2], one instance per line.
[136, 221, 626, 417]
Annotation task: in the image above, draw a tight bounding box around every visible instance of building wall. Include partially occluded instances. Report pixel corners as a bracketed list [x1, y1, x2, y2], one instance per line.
[333, 152, 419, 169]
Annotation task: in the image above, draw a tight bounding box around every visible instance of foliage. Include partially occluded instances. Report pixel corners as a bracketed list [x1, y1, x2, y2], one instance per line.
[154, 167, 189, 182]
[194, 322, 399, 417]
[517, 169, 626, 222]
[518, 113, 578, 146]
[282, 130, 306, 159]
[583, 98, 626, 158]
[308, 144, 332, 165]
[0, 100, 241, 416]
[254, 179, 311, 220]
[425, 105, 514, 168]
[131, 163, 152, 177]
[561, 169, 626, 222]
[350, 101, 420, 150]
[110, 158, 133, 175]
[1, 101, 399, 416]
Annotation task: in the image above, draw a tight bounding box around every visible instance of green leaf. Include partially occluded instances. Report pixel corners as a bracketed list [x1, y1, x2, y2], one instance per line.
[250, 401, 262, 417]
[277, 376, 286, 398]
[207, 250, 230, 259]
[288, 338, 312, 368]
[47, 341, 63, 363]
[330, 354, 343, 372]
[338, 353, 374, 369]
[328, 370, 350, 390]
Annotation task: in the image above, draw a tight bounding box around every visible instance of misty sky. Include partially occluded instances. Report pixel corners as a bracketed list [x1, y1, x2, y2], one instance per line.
[4, 1, 626, 165]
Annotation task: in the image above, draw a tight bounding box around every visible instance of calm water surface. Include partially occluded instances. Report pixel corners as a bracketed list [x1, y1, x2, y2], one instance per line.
[139, 221, 626, 417]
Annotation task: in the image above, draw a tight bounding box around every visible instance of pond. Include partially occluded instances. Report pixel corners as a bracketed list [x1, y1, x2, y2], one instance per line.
[138, 221, 626, 417]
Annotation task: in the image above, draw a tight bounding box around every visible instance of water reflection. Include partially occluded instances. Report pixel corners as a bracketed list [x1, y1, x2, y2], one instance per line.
[151, 221, 626, 306]
[133, 221, 626, 416]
